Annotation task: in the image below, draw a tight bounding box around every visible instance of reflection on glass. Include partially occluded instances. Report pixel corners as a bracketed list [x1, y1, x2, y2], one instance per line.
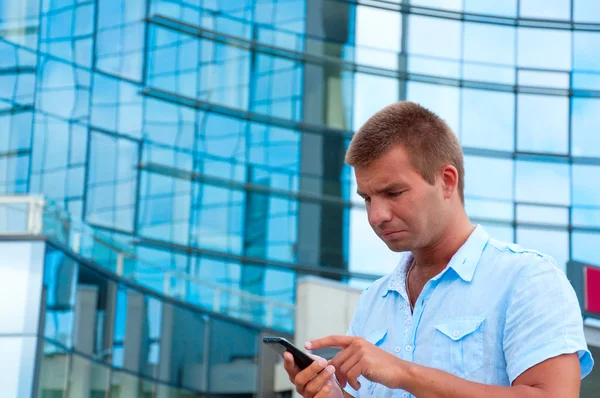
[67, 355, 110, 398]
[44, 247, 78, 348]
[38, 341, 69, 398]
[209, 319, 258, 395]
[110, 369, 147, 398]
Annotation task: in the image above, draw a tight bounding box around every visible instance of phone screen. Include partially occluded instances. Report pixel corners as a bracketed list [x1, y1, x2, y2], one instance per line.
[263, 336, 315, 369]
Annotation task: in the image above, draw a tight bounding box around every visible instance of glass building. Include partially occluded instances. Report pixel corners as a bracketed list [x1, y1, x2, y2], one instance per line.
[2, 0, 600, 396]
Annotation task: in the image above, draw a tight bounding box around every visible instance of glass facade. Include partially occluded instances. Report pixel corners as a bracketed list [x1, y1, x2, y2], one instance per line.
[1, 0, 600, 396]
[3, 1, 600, 298]
[0, 239, 279, 397]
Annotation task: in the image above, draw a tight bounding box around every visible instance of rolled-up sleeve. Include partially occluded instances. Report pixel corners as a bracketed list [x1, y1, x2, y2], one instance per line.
[503, 257, 594, 383]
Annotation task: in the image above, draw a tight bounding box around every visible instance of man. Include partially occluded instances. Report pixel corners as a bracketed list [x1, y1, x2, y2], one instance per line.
[283, 101, 593, 397]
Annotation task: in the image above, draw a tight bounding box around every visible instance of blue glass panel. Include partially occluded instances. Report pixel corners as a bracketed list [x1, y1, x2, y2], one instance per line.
[254, 0, 306, 33]
[517, 94, 568, 154]
[461, 88, 514, 151]
[86, 131, 139, 232]
[463, 22, 515, 66]
[516, 160, 570, 206]
[572, 98, 600, 157]
[464, 0, 517, 17]
[573, 164, 600, 207]
[91, 74, 142, 139]
[572, 231, 600, 265]
[44, 247, 79, 348]
[138, 171, 192, 245]
[519, 0, 570, 20]
[574, 0, 600, 22]
[37, 59, 83, 120]
[517, 28, 571, 70]
[191, 184, 245, 254]
[252, 54, 302, 121]
[517, 227, 569, 271]
[0, 0, 40, 49]
[96, 0, 145, 81]
[516, 204, 569, 226]
[574, 32, 600, 72]
[408, 15, 461, 60]
[411, 0, 462, 11]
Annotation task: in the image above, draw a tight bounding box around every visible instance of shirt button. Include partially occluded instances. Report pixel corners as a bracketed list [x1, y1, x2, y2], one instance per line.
[405, 345, 413, 352]
[395, 346, 401, 353]
[453, 331, 460, 337]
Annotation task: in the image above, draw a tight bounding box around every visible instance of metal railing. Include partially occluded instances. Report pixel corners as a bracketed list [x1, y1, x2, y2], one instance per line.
[0, 195, 295, 331]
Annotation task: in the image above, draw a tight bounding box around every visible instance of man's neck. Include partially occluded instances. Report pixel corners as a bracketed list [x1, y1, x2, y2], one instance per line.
[412, 214, 475, 272]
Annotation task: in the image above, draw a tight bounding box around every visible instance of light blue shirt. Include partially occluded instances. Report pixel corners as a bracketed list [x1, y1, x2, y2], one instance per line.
[345, 225, 593, 397]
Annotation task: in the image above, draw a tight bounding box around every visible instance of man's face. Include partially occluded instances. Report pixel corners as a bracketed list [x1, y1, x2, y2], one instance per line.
[354, 145, 446, 252]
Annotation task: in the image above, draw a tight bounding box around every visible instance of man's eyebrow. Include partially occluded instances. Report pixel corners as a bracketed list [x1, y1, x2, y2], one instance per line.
[376, 183, 407, 194]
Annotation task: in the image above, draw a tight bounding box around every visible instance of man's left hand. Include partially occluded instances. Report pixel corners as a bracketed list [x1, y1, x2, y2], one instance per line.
[306, 335, 408, 391]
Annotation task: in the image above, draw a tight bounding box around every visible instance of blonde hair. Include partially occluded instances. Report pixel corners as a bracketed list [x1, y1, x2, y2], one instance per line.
[345, 101, 465, 203]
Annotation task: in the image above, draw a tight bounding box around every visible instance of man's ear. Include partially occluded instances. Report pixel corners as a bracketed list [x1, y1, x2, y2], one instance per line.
[440, 165, 459, 200]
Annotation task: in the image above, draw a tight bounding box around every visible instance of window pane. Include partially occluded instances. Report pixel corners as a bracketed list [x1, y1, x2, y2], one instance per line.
[574, 32, 600, 72]
[516, 204, 569, 226]
[353, 73, 398, 130]
[573, 164, 600, 207]
[517, 94, 568, 154]
[466, 199, 513, 222]
[464, 156, 514, 200]
[572, 98, 600, 157]
[518, 28, 571, 70]
[572, 231, 600, 265]
[516, 160, 570, 206]
[408, 15, 461, 60]
[191, 184, 245, 255]
[411, 0, 462, 11]
[461, 88, 514, 151]
[518, 70, 570, 89]
[464, 0, 517, 17]
[574, 0, 600, 22]
[519, 0, 570, 20]
[407, 81, 460, 134]
[348, 207, 403, 276]
[355, 6, 401, 69]
[463, 23, 515, 65]
[517, 228, 569, 272]
[85, 131, 139, 232]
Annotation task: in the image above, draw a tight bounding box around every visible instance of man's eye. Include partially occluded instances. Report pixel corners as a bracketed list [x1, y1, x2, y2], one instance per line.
[364, 197, 371, 203]
[389, 191, 403, 197]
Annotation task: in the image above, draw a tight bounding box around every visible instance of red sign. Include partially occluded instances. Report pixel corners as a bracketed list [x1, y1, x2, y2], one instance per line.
[585, 266, 600, 315]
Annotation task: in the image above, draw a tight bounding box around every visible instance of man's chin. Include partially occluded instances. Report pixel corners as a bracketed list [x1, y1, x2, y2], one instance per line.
[383, 240, 411, 253]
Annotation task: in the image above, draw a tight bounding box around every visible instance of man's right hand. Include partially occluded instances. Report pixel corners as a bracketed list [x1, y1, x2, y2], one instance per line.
[283, 352, 344, 398]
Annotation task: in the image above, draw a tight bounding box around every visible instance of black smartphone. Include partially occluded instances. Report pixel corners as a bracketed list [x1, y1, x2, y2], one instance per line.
[263, 336, 315, 370]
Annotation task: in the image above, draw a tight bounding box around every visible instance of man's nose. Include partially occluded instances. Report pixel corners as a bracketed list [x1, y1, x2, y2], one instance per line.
[368, 198, 393, 226]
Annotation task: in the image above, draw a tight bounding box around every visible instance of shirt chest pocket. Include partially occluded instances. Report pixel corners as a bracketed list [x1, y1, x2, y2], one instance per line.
[431, 316, 485, 378]
[363, 329, 388, 395]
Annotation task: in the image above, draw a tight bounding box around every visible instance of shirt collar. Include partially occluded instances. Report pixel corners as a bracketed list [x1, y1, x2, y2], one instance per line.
[385, 225, 489, 297]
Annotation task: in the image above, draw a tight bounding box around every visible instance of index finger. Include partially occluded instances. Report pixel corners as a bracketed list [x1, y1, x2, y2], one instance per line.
[305, 335, 355, 350]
